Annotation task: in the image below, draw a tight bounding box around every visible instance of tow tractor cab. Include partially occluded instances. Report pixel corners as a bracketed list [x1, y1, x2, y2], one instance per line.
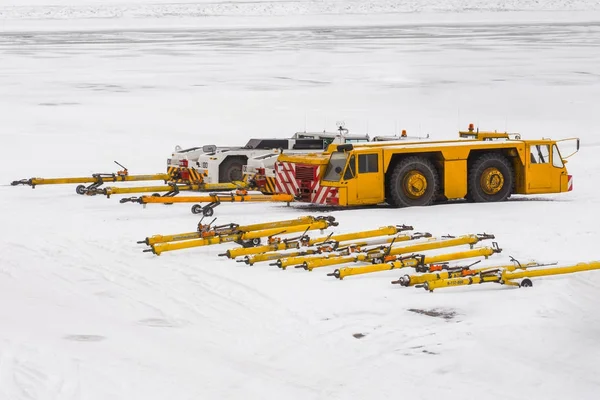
[275, 126, 580, 207]
[166, 127, 373, 184]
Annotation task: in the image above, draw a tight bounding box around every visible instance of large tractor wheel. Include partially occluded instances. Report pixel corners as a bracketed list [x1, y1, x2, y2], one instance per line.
[467, 153, 514, 203]
[388, 156, 439, 207]
[219, 157, 245, 183]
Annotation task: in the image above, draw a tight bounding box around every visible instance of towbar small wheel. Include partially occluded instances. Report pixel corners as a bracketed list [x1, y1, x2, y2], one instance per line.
[191, 204, 203, 214]
[520, 278, 533, 288]
[202, 207, 214, 217]
[76, 185, 86, 195]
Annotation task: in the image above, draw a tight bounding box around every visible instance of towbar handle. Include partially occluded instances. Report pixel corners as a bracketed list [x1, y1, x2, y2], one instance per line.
[411, 232, 432, 239]
[327, 269, 341, 279]
[120, 196, 142, 204]
[11, 178, 33, 186]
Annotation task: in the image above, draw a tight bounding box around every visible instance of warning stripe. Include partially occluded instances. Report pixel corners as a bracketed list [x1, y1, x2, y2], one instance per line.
[275, 162, 298, 195]
[568, 175, 573, 191]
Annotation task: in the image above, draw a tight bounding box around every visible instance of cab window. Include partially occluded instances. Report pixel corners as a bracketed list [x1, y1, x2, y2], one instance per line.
[358, 154, 378, 173]
[343, 155, 356, 180]
[530, 145, 550, 164]
[552, 145, 564, 168]
[323, 152, 349, 181]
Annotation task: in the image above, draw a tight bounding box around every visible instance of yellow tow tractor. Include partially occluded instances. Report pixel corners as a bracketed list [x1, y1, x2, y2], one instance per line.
[274, 125, 579, 207]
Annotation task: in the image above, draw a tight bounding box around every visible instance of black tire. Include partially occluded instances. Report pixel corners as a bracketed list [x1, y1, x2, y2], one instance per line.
[76, 185, 86, 195]
[219, 157, 245, 182]
[251, 238, 261, 246]
[467, 153, 513, 203]
[387, 156, 439, 207]
[191, 204, 202, 214]
[202, 207, 214, 217]
[520, 278, 533, 288]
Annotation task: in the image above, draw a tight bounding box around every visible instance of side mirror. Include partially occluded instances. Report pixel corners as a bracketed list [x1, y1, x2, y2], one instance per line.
[202, 144, 217, 153]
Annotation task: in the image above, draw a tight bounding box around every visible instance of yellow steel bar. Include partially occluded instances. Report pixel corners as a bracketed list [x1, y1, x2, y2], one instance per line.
[503, 262, 600, 280]
[252, 235, 406, 266]
[223, 225, 406, 259]
[240, 221, 330, 240]
[332, 246, 499, 280]
[234, 216, 328, 233]
[224, 242, 301, 259]
[149, 220, 332, 255]
[148, 234, 241, 255]
[11, 173, 171, 187]
[136, 193, 295, 204]
[277, 235, 415, 270]
[138, 231, 204, 246]
[106, 182, 245, 197]
[301, 234, 488, 271]
[394, 262, 541, 287]
[140, 216, 325, 246]
[423, 273, 504, 291]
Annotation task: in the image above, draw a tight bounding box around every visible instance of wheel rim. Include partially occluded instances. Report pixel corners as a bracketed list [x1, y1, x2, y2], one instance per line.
[480, 167, 504, 195]
[230, 165, 242, 181]
[403, 171, 428, 199]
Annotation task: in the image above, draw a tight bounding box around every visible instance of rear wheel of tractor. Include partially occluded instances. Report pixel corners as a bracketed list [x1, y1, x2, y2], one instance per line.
[219, 157, 245, 183]
[388, 156, 439, 207]
[191, 204, 202, 214]
[467, 153, 513, 203]
[76, 185, 86, 195]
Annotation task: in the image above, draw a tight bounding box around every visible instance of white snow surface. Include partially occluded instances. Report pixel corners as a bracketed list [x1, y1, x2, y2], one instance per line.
[2, 2, 600, 399]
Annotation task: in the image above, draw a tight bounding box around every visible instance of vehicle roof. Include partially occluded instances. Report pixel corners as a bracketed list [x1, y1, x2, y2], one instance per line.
[292, 131, 370, 139]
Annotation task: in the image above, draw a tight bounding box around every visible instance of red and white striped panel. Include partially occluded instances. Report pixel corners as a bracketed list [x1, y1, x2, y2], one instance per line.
[310, 166, 338, 204]
[275, 162, 299, 195]
[568, 174, 573, 191]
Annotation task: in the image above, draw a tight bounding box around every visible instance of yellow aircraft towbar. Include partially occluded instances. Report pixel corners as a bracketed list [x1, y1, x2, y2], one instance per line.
[297, 233, 495, 271]
[146, 216, 338, 255]
[138, 216, 330, 246]
[328, 243, 502, 280]
[221, 225, 413, 260]
[121, 190, 295, 216]
[11, 161, 171, 195]
[421, 261, 600, 291]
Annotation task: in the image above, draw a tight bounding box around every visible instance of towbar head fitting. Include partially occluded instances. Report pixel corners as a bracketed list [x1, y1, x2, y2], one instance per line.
[477, 233, 496, 240]
[396, 224, 414, 231]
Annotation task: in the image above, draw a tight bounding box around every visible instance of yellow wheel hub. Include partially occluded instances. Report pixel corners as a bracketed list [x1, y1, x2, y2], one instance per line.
[480, 167, 504, 195]
[403, 171, 428, 199]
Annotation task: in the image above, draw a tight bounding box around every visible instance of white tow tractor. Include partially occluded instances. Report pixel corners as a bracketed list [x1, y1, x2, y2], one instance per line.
[167, 126, 374, 184]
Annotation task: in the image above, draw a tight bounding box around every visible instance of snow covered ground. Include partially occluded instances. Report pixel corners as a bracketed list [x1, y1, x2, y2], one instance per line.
[1, 1, 600, 399]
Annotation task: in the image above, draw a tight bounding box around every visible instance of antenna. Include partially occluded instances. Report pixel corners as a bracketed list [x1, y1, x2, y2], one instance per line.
[304, 111, 307, 132]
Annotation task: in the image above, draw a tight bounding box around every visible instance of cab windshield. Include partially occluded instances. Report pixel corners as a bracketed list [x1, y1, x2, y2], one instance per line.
[323, 152, 349, 181]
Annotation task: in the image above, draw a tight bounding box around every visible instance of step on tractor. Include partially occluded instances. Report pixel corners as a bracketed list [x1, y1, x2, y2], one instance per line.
[274, 124, 580, 207]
